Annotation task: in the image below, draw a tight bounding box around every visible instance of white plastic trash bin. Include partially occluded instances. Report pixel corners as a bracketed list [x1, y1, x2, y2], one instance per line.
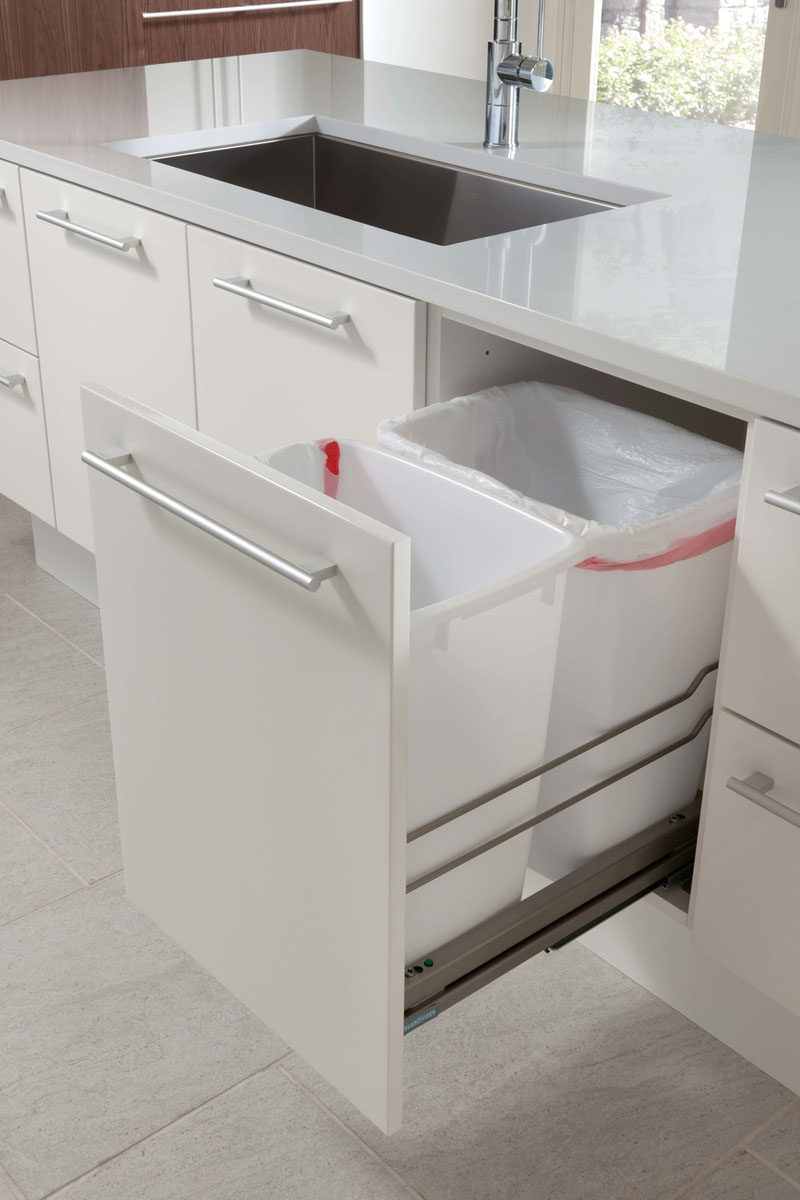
[378, 383, 744, 882]
[259, 438, 584, 961]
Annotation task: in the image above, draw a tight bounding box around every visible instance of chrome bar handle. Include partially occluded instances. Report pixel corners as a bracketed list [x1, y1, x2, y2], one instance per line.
[82, 449, 338, 592]
[143, 0, 351, 18]
[213, 276, 350, 330]
[36, 210, 141, 253]
[726, 772, 800, 830]
[765, 485, 800, 517]
[0, 373, 25, 389]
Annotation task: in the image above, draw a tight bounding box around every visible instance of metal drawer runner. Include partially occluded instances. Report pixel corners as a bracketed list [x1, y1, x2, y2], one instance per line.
[405, 796, 700, 1033]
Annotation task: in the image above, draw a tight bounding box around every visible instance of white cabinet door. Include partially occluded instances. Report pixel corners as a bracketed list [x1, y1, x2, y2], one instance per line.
[0, 162, 37, 355]
[188, 225, 425, 456]
[721, 418, 800, 748]
[82, 384, 409, 1135]
[0, 339, 53, 523]
[22, 171, 196, 550]
[692, 710, 800, 1017]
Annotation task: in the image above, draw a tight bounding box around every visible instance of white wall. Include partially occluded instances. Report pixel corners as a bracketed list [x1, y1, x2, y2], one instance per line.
[361, 0, 541, 82]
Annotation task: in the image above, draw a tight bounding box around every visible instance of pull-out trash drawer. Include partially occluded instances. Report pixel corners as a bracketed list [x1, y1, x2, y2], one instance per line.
[81, 385, 706, 1137]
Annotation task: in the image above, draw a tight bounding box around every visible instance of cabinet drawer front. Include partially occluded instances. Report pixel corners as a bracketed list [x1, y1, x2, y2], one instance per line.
[188, 225, 425, 455]
[22, 171, 196, 550]
[0, 163, 37, 355]
[692, 710, 800, 1016]
[722, 418, 800, 745]
[82, 384, 407, 1135]
[0, 339, 53, 523]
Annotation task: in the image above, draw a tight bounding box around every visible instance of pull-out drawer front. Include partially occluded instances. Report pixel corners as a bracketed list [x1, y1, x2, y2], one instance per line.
[0, 339, 53, 523]
[188, 225, 425, 455]
[692, 709, 800, 1016]
[82, 385, 408, 1135]
[722, 417, 800, 745]
[0, 162, 37, 355]
[22, 171, 196, 550]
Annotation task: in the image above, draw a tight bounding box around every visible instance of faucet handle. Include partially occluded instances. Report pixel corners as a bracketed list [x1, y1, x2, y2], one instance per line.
[497, 53, 555, 93]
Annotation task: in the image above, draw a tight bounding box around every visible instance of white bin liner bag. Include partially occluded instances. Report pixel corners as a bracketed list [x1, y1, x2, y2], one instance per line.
[378, 382, 743, 566]
[379, 382, 744, 883]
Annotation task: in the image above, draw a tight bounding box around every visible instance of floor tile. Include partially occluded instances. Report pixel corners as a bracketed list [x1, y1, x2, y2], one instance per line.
[0, 1165, 25, 1200]
[0, 805, 81, 925]
[685, 1151, 800, 1199]
[287, 944, 792, 1200]
[0, 876, 287, 1199]
[4, 572, 104, 665]
[0, 693, 120, 883]
[0, 497, 36, 585]
[55, 1069, 415, 1200]
[748, 1103, 800, 1185]
[0, 596, 105, 736]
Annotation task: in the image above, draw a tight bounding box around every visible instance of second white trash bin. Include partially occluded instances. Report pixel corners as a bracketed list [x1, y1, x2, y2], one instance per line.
[258, 439, 584, 961]
[379, 383, 744, 883]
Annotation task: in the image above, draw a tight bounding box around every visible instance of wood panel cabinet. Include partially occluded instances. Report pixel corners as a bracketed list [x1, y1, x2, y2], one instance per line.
[1, 0, 360, 81]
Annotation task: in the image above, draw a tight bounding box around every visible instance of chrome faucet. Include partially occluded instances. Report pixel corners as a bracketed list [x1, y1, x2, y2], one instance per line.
[485, 0, 554, 151]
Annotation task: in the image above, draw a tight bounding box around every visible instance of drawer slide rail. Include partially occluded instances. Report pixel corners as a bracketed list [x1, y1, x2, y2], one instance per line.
[404, 797, 700, 1032]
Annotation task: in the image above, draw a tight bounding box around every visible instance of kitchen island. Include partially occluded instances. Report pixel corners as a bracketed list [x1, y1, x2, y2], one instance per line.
[1, 50, 799, 1133]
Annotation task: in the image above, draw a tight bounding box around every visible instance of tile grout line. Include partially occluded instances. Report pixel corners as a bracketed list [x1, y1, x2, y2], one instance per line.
[0, 1160, 27, 1200]
[0, 870, 118, 935]
[745, 1148, 800, 1194]
[0, 689, 109, 741]
[40, 1055, 295, 1200]
[667, 1096, 800, 1200]
[2, 594, 103, 670]
[278, 1063, 428, 1200]
[0, 799, 91, 887]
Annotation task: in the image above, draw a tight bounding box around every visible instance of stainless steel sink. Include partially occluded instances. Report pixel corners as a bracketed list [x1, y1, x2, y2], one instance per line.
[155, 133, 617, 246]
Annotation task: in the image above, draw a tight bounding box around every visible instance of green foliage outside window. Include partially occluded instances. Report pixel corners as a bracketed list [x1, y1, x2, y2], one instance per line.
[596, 18, 765, 126]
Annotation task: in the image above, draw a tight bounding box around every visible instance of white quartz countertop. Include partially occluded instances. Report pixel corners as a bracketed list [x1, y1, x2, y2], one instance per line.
[1, 50, 798, 421]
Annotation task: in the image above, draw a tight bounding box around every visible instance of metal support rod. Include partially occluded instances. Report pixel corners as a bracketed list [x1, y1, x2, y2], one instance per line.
[406, 709, 712, 893]
[407, 662, 718, 842]
[82, 449, 338, 592]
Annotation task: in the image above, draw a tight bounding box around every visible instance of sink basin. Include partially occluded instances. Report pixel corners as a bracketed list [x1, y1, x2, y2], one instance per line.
[155, 133, 618, 246]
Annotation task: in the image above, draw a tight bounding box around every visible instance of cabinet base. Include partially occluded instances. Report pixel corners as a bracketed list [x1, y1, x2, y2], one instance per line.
[32, 518, 98, 606]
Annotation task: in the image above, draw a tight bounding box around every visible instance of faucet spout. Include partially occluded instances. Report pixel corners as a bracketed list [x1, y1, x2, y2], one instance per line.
[485, 0, 554, 151]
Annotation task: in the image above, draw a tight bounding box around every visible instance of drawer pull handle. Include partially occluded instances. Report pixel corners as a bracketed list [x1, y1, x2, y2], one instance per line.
[765, 486, 800, 517]
[36, 210, 141, 253]
[0, 372, 25, 389]
[143, 0, 351, 18]
[213, 276, 350, 331]
[82, 448, 338, 593]
[727, 772, 800, 829]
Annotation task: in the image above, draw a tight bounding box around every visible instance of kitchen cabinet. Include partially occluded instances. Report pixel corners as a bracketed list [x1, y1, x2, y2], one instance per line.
[0, 0, 360, 81]
[0, 340, 53, 523]
[22, 171, 196, 550]
[692, 710, 800, 1016]
[0, 161, 37, 355]
[718, 417, 800, 749]
[189, 225, 425, 454]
